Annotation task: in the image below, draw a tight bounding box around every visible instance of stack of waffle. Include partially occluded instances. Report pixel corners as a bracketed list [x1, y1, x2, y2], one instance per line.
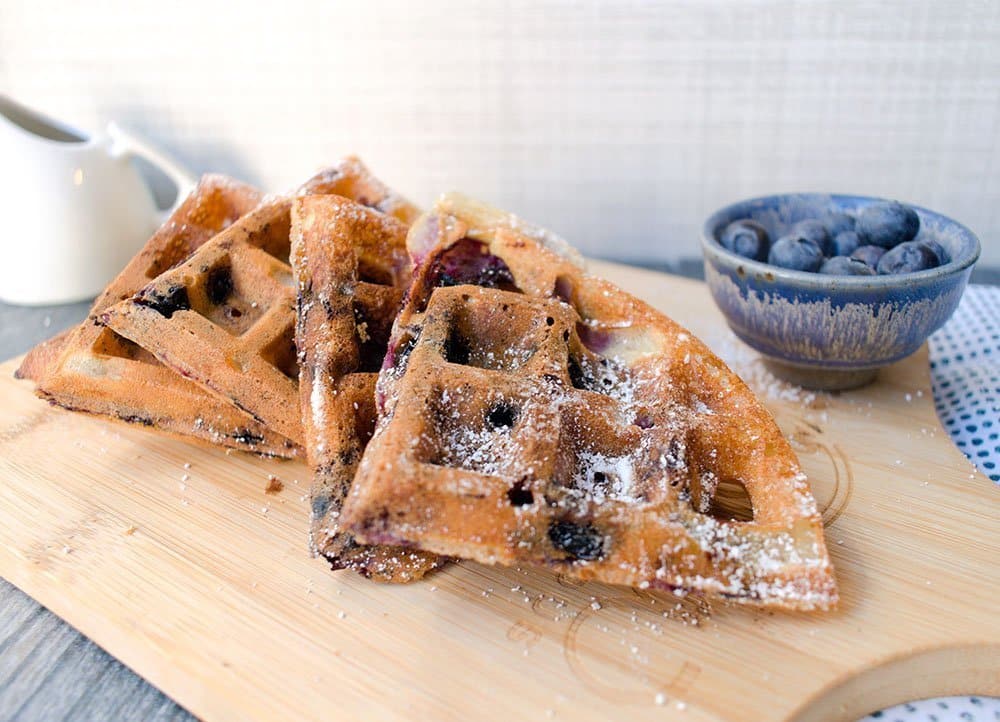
[18, 159, 837, 610]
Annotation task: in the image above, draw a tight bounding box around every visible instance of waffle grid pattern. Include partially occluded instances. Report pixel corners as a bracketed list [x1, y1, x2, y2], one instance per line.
[292, 194, 440, 581]
[31, 176, 298, 457]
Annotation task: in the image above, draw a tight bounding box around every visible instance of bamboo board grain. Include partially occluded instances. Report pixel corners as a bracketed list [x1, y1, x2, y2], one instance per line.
[0, 263, 997, 722]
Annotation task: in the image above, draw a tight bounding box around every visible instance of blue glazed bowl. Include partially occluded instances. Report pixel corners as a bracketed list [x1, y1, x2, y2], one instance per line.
[702, 194, 980, 390]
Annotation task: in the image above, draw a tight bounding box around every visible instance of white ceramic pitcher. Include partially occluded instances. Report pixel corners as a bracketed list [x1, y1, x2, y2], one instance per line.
[0, 95, 197, 305]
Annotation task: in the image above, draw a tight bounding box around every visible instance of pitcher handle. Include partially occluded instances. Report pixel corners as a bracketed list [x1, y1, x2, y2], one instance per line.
[106, 121, 197, 219]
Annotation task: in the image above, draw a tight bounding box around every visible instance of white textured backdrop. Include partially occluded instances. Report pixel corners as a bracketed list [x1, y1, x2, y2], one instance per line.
[1, 0, 998, 265]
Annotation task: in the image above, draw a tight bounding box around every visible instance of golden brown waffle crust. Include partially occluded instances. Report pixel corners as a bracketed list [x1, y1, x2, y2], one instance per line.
[296, 156, 421, 227]
[99, 199, 303, 444]
[15, 329, 71, 383]
[33, 174, 299, 457]
[291, 195, 441, 582]
[341, 193, 838, 611]
[97, 158, 422, 451]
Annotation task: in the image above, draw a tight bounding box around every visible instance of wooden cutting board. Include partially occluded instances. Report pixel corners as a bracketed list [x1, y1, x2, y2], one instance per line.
[0, 263, 997, 722]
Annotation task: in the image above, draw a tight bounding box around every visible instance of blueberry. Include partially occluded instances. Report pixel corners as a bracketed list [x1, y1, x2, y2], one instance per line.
[135, 284, 190, 319]
[918, 239, 948, 266]
[819, 256, 876, 276]
[567, 356, 589, 390]
[720, 219, 769, 261]
[824, 211, 856, 238]
[830, 230, 862, 257]
[790, 219, 831, 254]
[432, 238, 519, 291]
[548, 520, 605, 560]
[857, 201, 920, 249]
[876, 241, 939, 274]
[850, 245, 886, 268]
[767, 235, 824, 272]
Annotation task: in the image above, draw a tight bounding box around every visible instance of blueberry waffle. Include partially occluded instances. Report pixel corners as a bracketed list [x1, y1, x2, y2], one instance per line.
[28, 175, 298, 457]
[340, 193, 838, 610]
[100, 199, 304, 443]
[291, 194, 441, 581]
[99, 159, 420, 448]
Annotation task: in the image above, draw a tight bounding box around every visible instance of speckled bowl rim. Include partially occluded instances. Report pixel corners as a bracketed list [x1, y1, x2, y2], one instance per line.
[702, 193, 981, 288]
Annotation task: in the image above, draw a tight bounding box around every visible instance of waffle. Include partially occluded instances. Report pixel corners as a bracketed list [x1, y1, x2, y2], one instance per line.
[99, 158, 420, 448]
[297, 155, 421, 226]
[291, 194, 441, 581]
[340, 193, 838, 610]
[33, 175, 299, 457]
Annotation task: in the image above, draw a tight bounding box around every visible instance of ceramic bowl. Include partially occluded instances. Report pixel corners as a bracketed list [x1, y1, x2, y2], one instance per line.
[702, 193, 981, 390]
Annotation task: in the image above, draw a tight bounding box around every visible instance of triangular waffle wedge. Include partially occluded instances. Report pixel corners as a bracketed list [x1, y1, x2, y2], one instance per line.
[99, 158, 420, 448]
[291, 194, 441, 581]
[33, 175, 299, 457]
[340, 193, 838, 610]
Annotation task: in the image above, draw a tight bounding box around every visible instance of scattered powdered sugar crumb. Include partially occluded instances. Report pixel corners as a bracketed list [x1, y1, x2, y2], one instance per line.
[705, 327, 818, 405]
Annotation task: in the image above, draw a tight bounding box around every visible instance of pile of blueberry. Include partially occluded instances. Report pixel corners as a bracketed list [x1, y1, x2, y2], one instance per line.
[720, 201, 948, 276]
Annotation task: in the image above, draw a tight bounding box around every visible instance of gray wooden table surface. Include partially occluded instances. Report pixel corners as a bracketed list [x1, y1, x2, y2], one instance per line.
[1, 260, 997, 722]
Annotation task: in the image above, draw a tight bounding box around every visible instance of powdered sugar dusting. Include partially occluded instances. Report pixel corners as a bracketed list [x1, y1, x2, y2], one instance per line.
[310, 367, 327, 429]
[571, 451, 640, 503]
[343, 201, 836, 609]
[705, 327, 819, 406]
[437, 192, 585, 268]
